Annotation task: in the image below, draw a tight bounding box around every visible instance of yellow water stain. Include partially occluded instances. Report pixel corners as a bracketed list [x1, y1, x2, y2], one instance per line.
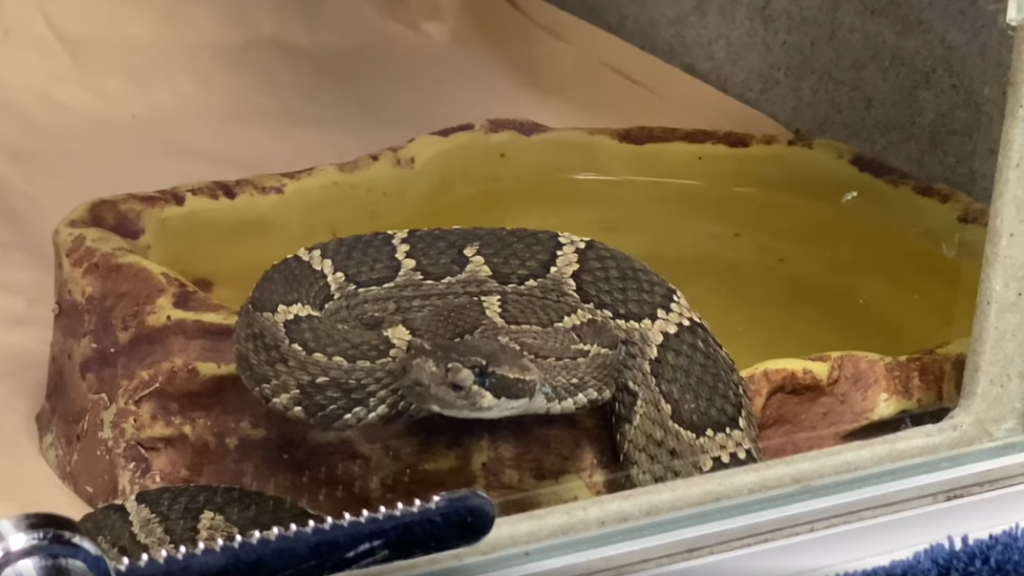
[122, 130, 982, 370]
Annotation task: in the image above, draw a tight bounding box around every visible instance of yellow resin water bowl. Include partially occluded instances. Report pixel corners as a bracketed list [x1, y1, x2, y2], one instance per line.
[38, 119, 986, 518]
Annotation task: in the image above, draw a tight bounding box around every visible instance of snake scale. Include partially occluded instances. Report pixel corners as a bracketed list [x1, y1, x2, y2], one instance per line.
[82, 226, 762, 560]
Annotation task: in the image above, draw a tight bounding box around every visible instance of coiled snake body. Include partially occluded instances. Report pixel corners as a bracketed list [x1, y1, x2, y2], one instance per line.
[81, 227, 762, 560]
[234, 226, 761, 485]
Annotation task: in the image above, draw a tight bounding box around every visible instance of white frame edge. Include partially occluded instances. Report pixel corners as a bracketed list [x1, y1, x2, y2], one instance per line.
[633, 476, 1024, 576]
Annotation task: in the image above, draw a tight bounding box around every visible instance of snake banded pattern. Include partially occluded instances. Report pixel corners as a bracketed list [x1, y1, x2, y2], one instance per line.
[80, 227, 762, 556]
[233, 227, 762, 485]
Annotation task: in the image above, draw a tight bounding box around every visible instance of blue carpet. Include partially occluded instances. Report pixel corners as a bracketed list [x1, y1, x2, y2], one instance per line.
[838, 524, 1024, 575]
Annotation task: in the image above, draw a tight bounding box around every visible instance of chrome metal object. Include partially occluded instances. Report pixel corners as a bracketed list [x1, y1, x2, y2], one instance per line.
[0, 513, 112, 576]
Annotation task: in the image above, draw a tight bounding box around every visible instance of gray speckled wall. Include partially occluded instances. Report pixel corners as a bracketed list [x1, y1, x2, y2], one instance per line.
[547, 0, 1013, 204]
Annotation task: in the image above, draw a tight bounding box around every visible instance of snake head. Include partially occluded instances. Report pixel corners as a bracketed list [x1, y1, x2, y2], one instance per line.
[399, 337, 546, 419]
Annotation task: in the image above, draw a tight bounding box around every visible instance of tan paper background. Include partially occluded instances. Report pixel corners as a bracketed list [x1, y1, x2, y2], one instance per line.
[0, 0, 787, 520]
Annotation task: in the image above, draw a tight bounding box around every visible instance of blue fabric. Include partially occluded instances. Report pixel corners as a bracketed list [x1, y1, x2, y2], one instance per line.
[838, 524, 1024, 575]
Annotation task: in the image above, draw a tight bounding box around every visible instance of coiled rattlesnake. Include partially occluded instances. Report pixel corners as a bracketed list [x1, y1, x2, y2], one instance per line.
[83, 226, 761, 559]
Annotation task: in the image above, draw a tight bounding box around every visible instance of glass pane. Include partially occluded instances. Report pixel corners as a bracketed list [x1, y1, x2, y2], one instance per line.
[2, 0, 1017, 574]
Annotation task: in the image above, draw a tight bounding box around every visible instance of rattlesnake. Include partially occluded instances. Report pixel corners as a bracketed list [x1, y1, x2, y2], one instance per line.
[83, 226, 762, 560]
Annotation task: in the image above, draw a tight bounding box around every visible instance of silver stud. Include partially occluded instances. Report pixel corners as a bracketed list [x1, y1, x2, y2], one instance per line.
[139, 553, 150, 564]
[159, 549, 168, 560]
[120, 557, 130, 567]
[196, 542, 206, 552]
[288, 523, 298, 533]
[215, 538, 224, 548]
[413, 498, 422, 507]
[324, 515, 334, 526]
[307, 519, 316, 528]
[378, 505, 387, 514]
[178, 545, 187, 557]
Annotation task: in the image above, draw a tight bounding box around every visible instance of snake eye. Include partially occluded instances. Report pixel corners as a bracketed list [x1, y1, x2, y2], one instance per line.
[471, 365, 493, 388]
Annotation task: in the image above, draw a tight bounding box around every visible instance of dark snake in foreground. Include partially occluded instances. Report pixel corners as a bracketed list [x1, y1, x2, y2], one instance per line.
[81, 227, 762, 564]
